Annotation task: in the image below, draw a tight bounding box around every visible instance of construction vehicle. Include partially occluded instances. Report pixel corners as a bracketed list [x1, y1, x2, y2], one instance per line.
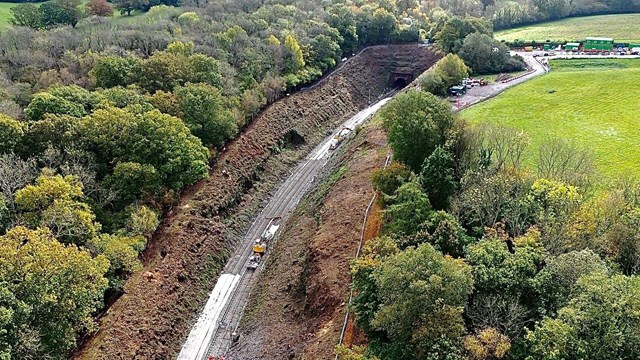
[329, 127, 352, 150]
[247, 239, 266, 270]
[247, 253, 261, 270]
[247, 217, 281, 270]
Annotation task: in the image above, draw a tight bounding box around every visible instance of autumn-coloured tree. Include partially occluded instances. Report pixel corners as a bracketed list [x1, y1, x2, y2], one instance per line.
[86, 0, 114, 17]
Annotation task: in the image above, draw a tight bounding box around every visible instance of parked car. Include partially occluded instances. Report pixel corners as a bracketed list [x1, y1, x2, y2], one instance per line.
[448, 85, 467, 97]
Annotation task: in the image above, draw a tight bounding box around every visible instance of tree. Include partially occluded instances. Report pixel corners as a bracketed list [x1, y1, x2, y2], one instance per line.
[79, 107, 209, 190]
[48, 85, 100, 114]
[0, 226, 108, 359]
[24, 92, 86, 121]
[380, 90, 455, 172]
[526, 273, 640, 360]
[396, 0, 419, 14]
[536, 138, 595, 187]
[283, 33, 305, 73]
[41, 198, 101, 245]
[10, 4, 43, 29]
[435, 16, 492, 53]
[463, 327, 511, 360]
[466, 230, 545, 300]
[421, 146, 456, 210]
[175, 83, 237, 147]
[436, 54, 471, 92]
[418, 210, 473, 258]
[371, 243, 473, 358]
[454, 171, 533, 236]
[92, 56, 140, 89]
[465, 230, 545, 338]
[187, 54, 223, 88]
[88, 233, 145, 290]
[367, 8, 398, 44]
[113, 0, 148, 16]
[15, 174, 100, 245]
[104, 162, 160, 205]
[40, 0, 84, 28]
[124, 204, 159, 238]
[15, 174, 84, 215]
[605, 208, 640, 275]
[535, 250, 608, 316]
[0, 114, 24, 154]
[327, 4, 359, 54]
[86, 0, 114, 17]
[371, 162, 412, 196]
[95, 86, 153, 111]
[459, 32, 525, 74]
[383, 181, 432, 237]
[351, 236, 399, 335]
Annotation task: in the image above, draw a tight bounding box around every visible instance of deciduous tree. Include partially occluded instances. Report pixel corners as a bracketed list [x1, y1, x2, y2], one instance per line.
[175, 83, 237, 147]
[0, 226, 109, 359]
[86, 0, 114, 17]
[0, 114, 24, 154]
[372, 243, 473, 358]
[381, 90, 455, 172]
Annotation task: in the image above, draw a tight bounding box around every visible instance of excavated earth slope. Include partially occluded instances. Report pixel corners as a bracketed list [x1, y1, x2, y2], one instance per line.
[228, 122, 389, 360]
[75, 44, 439, 360]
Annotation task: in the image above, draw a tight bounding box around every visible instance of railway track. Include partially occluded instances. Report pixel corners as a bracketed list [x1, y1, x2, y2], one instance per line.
[178, 95, 394, 360]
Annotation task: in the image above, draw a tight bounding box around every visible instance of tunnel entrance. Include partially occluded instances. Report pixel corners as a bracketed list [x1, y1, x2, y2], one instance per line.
[389, 68, 414, 89]
[393, 78, 407, 88]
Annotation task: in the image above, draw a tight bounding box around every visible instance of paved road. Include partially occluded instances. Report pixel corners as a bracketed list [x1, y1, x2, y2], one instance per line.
[451, 53, 547, 111]
[177, 96, 393, 360]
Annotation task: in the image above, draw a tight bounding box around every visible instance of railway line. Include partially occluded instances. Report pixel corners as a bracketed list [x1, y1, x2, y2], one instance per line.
[177, 94, 394, 360]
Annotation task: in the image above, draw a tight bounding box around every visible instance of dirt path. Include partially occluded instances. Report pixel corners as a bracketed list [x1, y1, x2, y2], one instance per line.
[227, 122, 389, 360]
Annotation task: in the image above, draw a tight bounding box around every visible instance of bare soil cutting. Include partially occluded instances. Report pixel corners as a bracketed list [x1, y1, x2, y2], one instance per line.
[227, 122, 388, 360]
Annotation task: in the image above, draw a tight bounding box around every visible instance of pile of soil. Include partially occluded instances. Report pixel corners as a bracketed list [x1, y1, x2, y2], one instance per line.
[74, 45, 439, 360]
[227, 122, 388, 360]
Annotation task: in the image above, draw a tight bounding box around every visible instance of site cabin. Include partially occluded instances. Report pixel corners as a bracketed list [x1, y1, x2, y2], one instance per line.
[583, 37, 613, 52]
[565, 42, 580, 51]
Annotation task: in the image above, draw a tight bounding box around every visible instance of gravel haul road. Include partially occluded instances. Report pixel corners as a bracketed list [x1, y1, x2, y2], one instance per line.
[177, 96, 393, 360]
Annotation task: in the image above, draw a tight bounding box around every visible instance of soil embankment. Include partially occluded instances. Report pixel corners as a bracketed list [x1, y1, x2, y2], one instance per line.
[229, 121, 389, 360]
[74, 44, 439, 360]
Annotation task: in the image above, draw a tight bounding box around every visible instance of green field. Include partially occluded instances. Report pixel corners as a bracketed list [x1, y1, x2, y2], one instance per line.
[462, 59, 640, 178]
[495, 14, 640, 43]
[0, 1, 23, 26]
[0, 0, 152, 27]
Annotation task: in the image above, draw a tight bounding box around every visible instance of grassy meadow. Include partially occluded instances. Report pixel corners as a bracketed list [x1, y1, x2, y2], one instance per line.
[0, 1, 27, 26]
[495, 14, 640, 43]
[462, 58, 640, 178]
[0, 0, 156, 28]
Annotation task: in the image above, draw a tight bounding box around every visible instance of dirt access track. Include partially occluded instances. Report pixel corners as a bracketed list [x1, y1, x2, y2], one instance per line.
[75, 44, 440, 360]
